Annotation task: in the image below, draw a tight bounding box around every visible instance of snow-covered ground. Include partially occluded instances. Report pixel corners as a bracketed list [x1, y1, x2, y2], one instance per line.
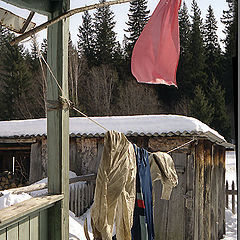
[0, 152, 237, 239]
[222, 151, 237, 240]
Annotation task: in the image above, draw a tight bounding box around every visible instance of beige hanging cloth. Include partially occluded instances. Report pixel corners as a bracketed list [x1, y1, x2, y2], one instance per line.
[149, 152, 178, 201]
[91, 130, 136, 240]
[90, 130, 179, 240]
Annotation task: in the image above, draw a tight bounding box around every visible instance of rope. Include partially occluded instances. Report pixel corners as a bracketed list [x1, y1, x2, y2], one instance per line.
[72, 107, 109, 132]
[166, 138, 196, 154]
[34, 36, 109, 132]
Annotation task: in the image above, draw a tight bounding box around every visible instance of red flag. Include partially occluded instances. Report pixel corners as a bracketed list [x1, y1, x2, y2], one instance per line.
[131, 0, 182, 86]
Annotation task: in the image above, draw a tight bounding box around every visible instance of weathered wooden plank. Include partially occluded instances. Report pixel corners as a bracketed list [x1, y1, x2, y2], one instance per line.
[7, 223, 18, 239]
[0, 229, 6, 240]
[166, 153, 186, 240]
[218, 148, 226, 238]
[76, 138, 98, 175]
[19, 217, 30, 240]
[77, 185, 81, 217]
[69, 138, 78, 174]
[195, 141, 204, 240]
[210, 145, 218, 239]
[74, 185, 77, 214]
[203, 141, 212, 240]
[40, 210, 48, 240]
[69, 174, 96, 184]
[8, 174, 96, 195]
[0, 138, 36, 144]
[70, 186, 74, 213]
[0, 146, 31, 150]
[9, 183, 47, 194]
[0, 195, 63, 230]
[153, 181, 169, 240]
[226, 189, 237, 195]
[166, 172, 186, 239]
[194, 144, 199, 240]
[185, 153, 195, 240]
[29, 141, 43, 184]
[30, 213, 39, 240]
[80, 185, 84, 215]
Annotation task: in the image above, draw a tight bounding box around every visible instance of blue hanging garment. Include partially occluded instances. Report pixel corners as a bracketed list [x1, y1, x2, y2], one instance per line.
[131, 145, 154, 240]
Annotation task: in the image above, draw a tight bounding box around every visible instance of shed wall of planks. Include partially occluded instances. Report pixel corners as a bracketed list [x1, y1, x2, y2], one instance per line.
[26, 135, 226, 240]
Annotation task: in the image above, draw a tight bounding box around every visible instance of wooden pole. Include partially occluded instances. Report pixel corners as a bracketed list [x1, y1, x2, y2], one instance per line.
[47, 1, 70, 239]
[232, 181, 235, 214]
[226, 181, 229, 209]
[10, 0, 133, 45]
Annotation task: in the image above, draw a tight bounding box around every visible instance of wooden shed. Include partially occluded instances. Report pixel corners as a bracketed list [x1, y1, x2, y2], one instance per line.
[0, 115, 234, 240]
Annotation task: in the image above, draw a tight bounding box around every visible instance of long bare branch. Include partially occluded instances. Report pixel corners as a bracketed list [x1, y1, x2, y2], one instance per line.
[10, 0, 133, 45]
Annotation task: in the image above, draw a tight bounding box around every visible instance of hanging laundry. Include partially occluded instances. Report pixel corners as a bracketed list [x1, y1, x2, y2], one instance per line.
[91, 130, 178, 240]
[131, 0, 182, 86]
[149, 152, 178, 201]
[131, 145, 154, 240]
[91, 130, 136, 240]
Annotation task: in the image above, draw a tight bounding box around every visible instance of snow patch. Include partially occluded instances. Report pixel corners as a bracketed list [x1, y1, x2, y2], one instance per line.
[69, 208, 93, 240]
[0, 190, 32, 210]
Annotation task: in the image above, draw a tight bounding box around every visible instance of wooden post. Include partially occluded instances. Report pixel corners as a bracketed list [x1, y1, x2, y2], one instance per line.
[226, 181, 229, 209]
[232, 181, 235, 214]
[47, 1, 70, 239]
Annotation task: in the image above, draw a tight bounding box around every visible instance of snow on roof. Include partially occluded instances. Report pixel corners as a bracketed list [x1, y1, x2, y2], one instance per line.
[0, 115, 232, 148]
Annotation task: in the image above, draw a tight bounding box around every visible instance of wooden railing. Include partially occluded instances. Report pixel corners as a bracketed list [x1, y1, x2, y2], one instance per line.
[0, 195, 63, 239]
[69, 181, 95, 217]
[1, 173, 97, 219]
[225, 180, 237, 214]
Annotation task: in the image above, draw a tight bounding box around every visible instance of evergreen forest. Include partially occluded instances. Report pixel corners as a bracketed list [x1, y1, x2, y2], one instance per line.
[0, 0, 237, 142]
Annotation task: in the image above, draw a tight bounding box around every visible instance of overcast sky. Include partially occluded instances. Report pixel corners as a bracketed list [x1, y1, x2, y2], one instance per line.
[0, 0, 228, 49]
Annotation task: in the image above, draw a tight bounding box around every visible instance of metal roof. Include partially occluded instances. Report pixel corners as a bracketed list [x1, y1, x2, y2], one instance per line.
[0, 115, 234, 149]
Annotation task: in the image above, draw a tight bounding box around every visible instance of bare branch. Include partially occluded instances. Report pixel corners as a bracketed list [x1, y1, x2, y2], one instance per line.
[10, 0, 133, 45]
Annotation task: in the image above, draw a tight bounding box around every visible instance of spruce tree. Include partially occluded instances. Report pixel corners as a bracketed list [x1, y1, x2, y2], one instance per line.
[203, 5, 222, 82]
[125, 0, 150, 56]
[189, 0, 207, 91]
[0, 42, 32, 120]
[207, 77, 231, 140]
[94, 0, 117, 65]
[177, 1, 192, 98]
[29, 35, 40, 72]
[40, 38, 48, 59]
[189, 85, 214, 126]
[77, 10, 95, 66]
[221, 0, 237, 104]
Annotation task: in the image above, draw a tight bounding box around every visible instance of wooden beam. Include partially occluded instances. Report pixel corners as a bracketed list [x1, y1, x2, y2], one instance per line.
[6, 174, 97, 194]
[1, 0, 52, 16]
[0, 195, 63, 230]
[0, 138, 36, 144]
[10, 0, 133, 45]
[226, 189, 237, 195]
[69, 174, 97, 184]
[0, 146, 31, 150]
[47, 1, 69, 239]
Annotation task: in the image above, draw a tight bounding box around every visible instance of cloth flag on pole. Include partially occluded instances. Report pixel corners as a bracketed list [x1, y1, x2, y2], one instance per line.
[131, 0, 182, 86]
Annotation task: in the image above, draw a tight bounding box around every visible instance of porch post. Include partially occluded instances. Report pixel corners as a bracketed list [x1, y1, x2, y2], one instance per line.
[47, 0, 70, 239]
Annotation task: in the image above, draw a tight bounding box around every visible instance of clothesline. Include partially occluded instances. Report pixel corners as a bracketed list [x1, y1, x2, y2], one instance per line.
[35, 37, 196, 154]
[36, 42, 110, 132]
[167, 138, 196, 154]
